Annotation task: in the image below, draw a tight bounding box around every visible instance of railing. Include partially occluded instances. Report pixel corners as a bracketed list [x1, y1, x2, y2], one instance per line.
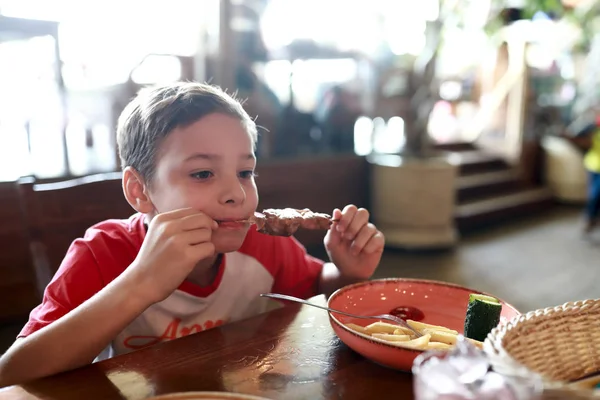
[463, 28, 530, 164]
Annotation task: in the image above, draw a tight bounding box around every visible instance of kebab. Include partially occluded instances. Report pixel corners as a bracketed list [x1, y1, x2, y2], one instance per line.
[219, 208, 336, 236]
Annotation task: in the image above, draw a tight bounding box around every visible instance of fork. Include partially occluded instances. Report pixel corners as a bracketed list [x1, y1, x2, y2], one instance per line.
[260, 293, 422, 337]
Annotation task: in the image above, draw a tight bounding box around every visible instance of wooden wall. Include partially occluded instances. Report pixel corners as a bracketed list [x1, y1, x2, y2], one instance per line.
[0, 155, 370, 321]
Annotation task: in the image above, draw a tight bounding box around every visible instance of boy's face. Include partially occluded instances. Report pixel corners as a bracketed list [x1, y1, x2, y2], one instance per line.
[147, 113, 258, 253]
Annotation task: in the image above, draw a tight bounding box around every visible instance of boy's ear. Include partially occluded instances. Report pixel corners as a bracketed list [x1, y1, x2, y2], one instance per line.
[122, 167, 154, 214]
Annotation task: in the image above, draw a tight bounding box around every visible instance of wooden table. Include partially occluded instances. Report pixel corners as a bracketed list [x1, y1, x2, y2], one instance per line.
[0, 296, 415, 399]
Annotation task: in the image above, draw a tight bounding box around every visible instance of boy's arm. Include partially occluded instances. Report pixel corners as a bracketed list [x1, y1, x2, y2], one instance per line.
[319, 207, 384, 296]
[0, 208, 217, 387]
[0, 270, 150, 387]
[318, 262, 365, 297]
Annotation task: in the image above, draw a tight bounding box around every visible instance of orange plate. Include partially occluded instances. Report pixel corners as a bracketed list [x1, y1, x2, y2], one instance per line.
[328, 278, 521, 372]
[147, 392, 272, 400]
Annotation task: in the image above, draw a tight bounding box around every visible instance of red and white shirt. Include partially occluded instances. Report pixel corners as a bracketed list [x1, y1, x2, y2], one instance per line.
[19, 213, 324, 360]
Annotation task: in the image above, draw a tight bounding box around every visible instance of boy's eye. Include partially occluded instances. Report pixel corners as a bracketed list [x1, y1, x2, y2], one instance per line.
[190, 171, 213, 180]
[239, 170, 257, 179]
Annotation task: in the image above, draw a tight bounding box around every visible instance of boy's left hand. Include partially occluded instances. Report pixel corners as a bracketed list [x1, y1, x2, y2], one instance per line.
[324, 205, 385, 280]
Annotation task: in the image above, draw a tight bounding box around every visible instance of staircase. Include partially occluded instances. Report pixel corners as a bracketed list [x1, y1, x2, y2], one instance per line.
[435, 142, 555, 234]
[429, 31, 558, 234]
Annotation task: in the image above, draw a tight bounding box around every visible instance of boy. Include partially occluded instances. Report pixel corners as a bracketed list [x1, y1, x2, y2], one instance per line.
[564, 109, 600, 233]
[0, 83, 384, 387]
[583, 129, 600, 233]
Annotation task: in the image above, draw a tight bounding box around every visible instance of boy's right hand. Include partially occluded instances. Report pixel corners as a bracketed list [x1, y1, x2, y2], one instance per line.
[129, 208, 218, 304]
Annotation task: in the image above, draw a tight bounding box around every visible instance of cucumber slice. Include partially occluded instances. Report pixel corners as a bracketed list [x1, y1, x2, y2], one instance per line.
[469, 293, 500, 304]
[464, 297, 502, 342]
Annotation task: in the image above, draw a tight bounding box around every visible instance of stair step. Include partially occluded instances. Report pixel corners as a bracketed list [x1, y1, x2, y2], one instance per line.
[457, 170, 518, 188]
[434, 141, 476, 152]
[457, 187, 554, 217]
[456, 170, 522, 203]
[448, 151, 510, 175]
[456, 187, 555, 232]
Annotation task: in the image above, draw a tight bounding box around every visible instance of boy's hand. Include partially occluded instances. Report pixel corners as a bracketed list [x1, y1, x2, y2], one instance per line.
[130, 208, 217, 303]
[324, 205, 384, 280]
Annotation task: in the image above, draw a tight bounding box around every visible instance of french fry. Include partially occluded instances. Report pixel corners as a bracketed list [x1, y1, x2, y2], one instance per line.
[391, 333, 431, 350]
[467, 338, 483, 349]
[372, 333, 411, 342]
[365, 321, 403, 334]
[343, 318, 485, 352]
[427, 342, 453, 350]
[407, 320, 459, 335]
[422, 329, 458, 345]
[393, 327, 415, 336]
[345, 323, 369, 335]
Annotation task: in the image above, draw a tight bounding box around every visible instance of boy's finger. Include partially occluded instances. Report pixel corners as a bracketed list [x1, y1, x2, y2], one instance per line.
[332, 208, 343, 221]
[156, 207, 199, 222]
[330, 208, 342, 231]
[363, 231, 385, 254]
[349, 223, 377, 255]
[179, 228, 213, 245]
[179, 213, 217, 231]
[185, 241, 216, 262]
[336, 204, 358, 233]
[343, 209, 369, 241]
[325, 223, 343, 247]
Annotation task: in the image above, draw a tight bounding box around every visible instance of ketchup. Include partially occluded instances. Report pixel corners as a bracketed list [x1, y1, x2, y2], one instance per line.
[390, 306, 425, 321]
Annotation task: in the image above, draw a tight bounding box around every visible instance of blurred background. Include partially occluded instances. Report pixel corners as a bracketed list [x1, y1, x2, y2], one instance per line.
[1, 0, 599, 350]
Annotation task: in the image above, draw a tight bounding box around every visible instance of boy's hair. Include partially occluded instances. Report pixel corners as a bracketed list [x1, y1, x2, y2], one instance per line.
[117, 82, 257, 183]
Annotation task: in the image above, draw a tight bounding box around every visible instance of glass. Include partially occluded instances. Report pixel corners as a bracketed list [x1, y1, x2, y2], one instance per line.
[412, 336, 543, 400]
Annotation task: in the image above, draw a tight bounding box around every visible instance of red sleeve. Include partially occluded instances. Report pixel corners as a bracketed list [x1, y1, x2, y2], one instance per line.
[269, 236, 325, 299]
[18, 240, 104, 338]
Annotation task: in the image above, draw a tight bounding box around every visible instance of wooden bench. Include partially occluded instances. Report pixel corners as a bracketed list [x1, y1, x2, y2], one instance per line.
[0, 181, 38, 321]
[18, 173, 135, 289]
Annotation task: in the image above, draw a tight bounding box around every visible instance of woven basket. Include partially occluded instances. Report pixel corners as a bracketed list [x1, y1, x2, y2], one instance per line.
[484, 299, 600, 399]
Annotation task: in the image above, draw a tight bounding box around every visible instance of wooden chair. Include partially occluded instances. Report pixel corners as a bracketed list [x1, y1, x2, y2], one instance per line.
[18, 172, 135, 291]
[0, 181, 39, 321]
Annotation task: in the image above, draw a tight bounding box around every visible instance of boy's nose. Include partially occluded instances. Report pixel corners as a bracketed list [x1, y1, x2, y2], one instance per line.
[220, 178, 246, 204]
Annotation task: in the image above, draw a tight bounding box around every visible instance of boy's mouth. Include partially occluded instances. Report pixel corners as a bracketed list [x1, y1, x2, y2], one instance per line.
[217, 221, 248, 229]
[215, 216, 253, 230]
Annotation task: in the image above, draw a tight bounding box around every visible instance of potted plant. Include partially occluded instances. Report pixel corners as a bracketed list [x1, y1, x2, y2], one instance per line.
[368, 11, 460, 249]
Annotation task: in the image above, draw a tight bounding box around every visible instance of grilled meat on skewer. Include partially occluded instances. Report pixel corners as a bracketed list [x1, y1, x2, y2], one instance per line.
[254, 208, 333, 236]
[217, 208, 335, 237]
